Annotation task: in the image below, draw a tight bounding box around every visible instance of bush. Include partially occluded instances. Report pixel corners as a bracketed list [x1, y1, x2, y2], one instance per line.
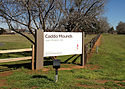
[116, 22, 125, 34]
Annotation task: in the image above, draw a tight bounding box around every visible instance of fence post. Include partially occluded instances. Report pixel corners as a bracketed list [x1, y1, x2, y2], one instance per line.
[81, 32, 84, 66]
[35, 30, 44, 70]
[84, 44, 87, 64]
[96, 46, 98, 53]
[90, 41, 92, 52]
[32, 45, 35, 70]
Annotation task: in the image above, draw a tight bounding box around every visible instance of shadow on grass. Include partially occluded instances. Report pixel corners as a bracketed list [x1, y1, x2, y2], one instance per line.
[0, 63, 31, 72]
[44, 61, 53, 66]
[0, 68, 14, 72]
[0, 61, 54, 72]
[61, 55, 81, 66]
[72, 54, 81, 63]
[64, 55, 76, 63]
[0, 55, 81, 72]
[32, 75, 54, 82]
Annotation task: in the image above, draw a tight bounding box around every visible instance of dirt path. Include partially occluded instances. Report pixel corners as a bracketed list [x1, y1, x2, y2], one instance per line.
[0, 71, 13, 87]
[0, 71, 13, 77]
[42, 64, 84, 71]
[0, 79, 8, 87]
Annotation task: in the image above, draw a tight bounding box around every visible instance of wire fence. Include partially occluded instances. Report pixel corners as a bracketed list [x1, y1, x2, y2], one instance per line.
[84, 34, 101, 64]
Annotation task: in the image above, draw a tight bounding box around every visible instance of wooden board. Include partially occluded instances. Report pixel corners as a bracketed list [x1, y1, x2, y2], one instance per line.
[0, 48, 32, 54]
[0, 56, 32, 63]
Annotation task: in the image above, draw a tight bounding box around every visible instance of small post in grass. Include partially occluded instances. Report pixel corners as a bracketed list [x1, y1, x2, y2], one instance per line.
[96, 46, 98, 53]
[53, 59, 60, 83]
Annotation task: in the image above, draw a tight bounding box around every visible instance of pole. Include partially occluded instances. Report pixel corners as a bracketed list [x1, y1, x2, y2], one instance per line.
[32, 45, 35, 70]
[55, 68, 58, 83]
[35, 30, 44, 70]
[81, 32, 84, 66]
[96, 46, 98, 53]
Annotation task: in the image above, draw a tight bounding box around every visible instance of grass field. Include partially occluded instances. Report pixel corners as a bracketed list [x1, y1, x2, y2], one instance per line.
[0, 34, 125, 89]
[0, 34, 34, 50]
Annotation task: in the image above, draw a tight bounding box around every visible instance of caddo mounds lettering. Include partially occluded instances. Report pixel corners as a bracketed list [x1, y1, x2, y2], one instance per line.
[45, 34, 73, 38]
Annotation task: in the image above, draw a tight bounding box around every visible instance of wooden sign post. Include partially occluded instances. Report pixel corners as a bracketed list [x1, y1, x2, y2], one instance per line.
[35, 30, 44, 70]
[81, 32, 84, 66]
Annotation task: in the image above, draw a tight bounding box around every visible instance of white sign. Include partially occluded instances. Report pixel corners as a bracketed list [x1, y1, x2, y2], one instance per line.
[44, 32, 83, 57]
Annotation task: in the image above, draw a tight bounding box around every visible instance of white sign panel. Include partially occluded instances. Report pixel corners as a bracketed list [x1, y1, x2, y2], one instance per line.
[44, 32, 82, 57]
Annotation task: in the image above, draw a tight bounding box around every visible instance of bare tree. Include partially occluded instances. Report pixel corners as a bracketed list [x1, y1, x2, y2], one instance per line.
[96, 17, 110, 33]
[0, 0, 107, 44]
[58, 0, 106, 32]
[0, 0, 62, 44]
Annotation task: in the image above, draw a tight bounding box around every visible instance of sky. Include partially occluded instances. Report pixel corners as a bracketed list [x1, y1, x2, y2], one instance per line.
[1, 0, 125, 30]
[104, 0, 125, 29]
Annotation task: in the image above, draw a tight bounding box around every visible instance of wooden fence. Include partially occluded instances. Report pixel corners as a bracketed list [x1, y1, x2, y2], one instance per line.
[84, 34, 101, 64]
[0, 34, 101, 70]
[0, 45, 35, 70]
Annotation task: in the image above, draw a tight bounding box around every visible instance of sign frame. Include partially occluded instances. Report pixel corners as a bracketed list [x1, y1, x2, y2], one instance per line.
[35, 30, 84, 70]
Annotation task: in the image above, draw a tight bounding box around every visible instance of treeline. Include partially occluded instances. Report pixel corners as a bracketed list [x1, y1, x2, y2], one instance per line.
[107, 21, 125, 35]
[116, 22, 125, 34]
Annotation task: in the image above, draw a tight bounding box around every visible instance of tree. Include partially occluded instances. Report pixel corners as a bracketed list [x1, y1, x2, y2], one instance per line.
[116, 21, 125, 34]
[0, 0, 107, 44]
[58, 0, 106, 33]
[97, 17, 110, 33]
[108, 27, 115, 34]
[0, 0, 61, 44]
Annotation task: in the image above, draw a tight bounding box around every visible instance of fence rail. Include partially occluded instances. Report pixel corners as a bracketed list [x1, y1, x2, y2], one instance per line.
[0, 48, 33, 62]
[0, 46, 35, 70]
[0, 57, 32, 63]
[0, 48, 32, 54]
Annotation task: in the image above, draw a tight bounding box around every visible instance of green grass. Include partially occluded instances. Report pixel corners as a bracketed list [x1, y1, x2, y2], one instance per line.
[0, 34, 33, 50]
[0, 34, 125, 89]
[88, 34, 125, 81]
